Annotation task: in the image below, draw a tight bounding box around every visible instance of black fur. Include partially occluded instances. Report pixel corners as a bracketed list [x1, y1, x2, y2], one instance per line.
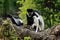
[26, 9, 39, 25]
[26, 9, 44, 32]
[26, 14, 34, 25]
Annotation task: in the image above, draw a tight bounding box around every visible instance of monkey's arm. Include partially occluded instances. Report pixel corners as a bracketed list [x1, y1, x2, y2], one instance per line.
[33, 16, 39, 32]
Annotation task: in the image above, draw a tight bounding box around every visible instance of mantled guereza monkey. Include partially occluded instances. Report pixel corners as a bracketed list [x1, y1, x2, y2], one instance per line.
[7, 9, 23, 26]
[26, 9, 44, 32]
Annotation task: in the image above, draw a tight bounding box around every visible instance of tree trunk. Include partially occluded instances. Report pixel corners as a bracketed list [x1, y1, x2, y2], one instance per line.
[13, 23, 60, 40]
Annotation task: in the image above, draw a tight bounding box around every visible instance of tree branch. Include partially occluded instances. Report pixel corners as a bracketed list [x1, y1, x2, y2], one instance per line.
[13, 23, 60, 40]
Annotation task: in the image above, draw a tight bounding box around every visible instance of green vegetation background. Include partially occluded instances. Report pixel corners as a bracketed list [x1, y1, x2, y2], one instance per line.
[0, 0, 60, 28]
[17, 0, 60, 29]
[0, 0, 60, 40]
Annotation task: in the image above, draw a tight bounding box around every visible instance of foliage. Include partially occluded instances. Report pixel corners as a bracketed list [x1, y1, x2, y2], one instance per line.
[0, 0, 4, 17]
[32, 0, 60, 29]
[16, 0, 60, 29]
[0, 0, 60, 40]
[24, 36, 31, 40]
[17, 0, 36, 24]
[14, 0, 60, 29]
[0, 0, 17, 18]
[0, 19, 19, 40]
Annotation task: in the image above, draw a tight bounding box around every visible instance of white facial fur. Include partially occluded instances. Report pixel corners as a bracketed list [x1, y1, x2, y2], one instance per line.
[27, 12, 33, 17]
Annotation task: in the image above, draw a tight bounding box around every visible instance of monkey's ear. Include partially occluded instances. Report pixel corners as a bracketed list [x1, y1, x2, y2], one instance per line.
[27, 9, 33, 12]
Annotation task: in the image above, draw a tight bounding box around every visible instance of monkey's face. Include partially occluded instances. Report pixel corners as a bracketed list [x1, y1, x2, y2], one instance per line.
[27, 12, 33, 17]
[27, 9, 33, 17]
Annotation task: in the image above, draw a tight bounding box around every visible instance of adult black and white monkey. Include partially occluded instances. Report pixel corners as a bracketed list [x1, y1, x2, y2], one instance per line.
[26, 9, 44, 32]
[7, 9, 23, 26]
